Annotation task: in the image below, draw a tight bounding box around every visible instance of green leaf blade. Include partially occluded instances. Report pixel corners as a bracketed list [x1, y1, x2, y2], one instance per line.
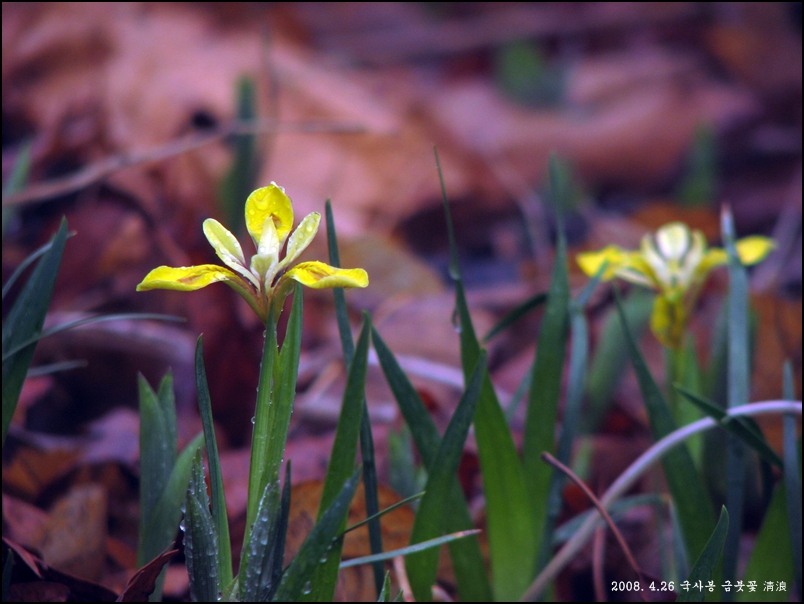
[275, 470, 361, 602]
[184, 450, 221, 603]
[3, 218, 68, 445]
[372, 327, 492, 602]
[195, 337, 232, 588]
[614, 289, 715, 560]
[406, 351, 486, 602]
[303, 314, 371, 601]
[436, 149, 534, 600]
[325, 202, 384, 596]
[677, 506, 729, 603]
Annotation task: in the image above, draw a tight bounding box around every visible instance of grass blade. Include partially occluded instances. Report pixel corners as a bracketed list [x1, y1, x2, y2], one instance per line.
[377, 572, 392, 601]
[614, 288, 715, 560]
[184, 450, 221, 603]
[2, 218, 68, 446]
[274, 470, 361, 602]
[677, 506, 729, 603]
[194, 337, 232, 588]
[141, 433, 204, 558]
[138, 372, 177, 554]
[782, 361, 801, 600]
[483, 291, 547, 342]
[583, 289, 653, 433]
[523, 155, 571, 571]
[241, 479, 281, 601]
[326, 201, 384, 595]
[736, 484, 795, 602]
[2, 234, 72, 300]
[2, 313, 184, 362]
[721, 206, 750, 590]
[436, 148, 534, 600]
[325, 200, 355, 361]
[406, 351, 486, 602]
[675, 386, 783, 468]
[303, 314, 371, 601]
[539, 293, 591, 571]
[268, 285, 303, 486]
[344, 492, 425, 534]
[246, 313, 277, 532]
[340, 529, 482, 569]
[372, 327, 492, 601]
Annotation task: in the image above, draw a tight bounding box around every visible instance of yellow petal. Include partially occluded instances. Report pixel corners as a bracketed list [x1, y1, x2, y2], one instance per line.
[136, 264, 242, 291]
[616, 252, 659, 289]
[282, 261, 369, 289]
[735, 236, 775, 265]
[281, 212, 320, 268]
[695, 248, 727, 279]
[251, 213, 280, 283]
[244, 183, 294, 246]
[203, 219, 258, 286]
[576, 246, 627, 280]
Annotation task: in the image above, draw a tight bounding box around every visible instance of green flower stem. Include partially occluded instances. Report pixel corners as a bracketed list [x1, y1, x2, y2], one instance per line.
[245, 317, 278, 533]
[665, 345, 684, 419]
[522, 400, 801, 601]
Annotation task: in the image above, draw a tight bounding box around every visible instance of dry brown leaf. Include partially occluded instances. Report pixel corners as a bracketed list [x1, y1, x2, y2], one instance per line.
[2, 446, 78, 501]
[37, 484, 108, 582]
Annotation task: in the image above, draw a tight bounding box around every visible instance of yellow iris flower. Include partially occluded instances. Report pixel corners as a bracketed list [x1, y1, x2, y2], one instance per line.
[137, 183, 368, 323]
[577, 222, 773, 349]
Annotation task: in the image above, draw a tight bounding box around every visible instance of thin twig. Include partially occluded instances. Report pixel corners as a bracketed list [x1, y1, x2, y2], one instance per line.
[592, 525, 607, 603]
[521, 400, 802, 601]
[541, 452, 650, 602]
[2, 119, 365, 207]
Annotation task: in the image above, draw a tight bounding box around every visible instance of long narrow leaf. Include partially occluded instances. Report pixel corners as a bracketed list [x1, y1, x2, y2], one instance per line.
[677, 506, 729, 603]
[539, 290, 592, 572]
[406, 351, 486, 602]
[195, 337, 232, 588]
[782, 361, 801, 600]
[523, 155, 571, 570]
[483, 291, 547, 342]
[675, 386, 783, 468]
[274, 470, 361, 602]
[138, 371, 180, 602]
[2, 218, 68, 446]
[138, 372, 177, 553]
[377, 572, 393, 602]
[246, 313, 277, 531]
[736, 484, 795, 602]
[325, 200, 354, 361]
[184, 450, 220, 603]
[722, 206, 750, 588]
[2, 313, 184, 362]
[268, 284, 303, 488]
[241, 479, 281, 601]
[344, 492, 425, 534]
[436, 148, 534, 600]
[272, 462, 293, 597]
[303, 314, 371, 601]
[326, 201, 384, 595]
[2, 234, 72, 300]
[141, 433, 204, 561]
[340, 529, 482, 569]
[372, 327, 491, 601]
[614, 288, 714, 560]
[583, 289, 653, 433]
